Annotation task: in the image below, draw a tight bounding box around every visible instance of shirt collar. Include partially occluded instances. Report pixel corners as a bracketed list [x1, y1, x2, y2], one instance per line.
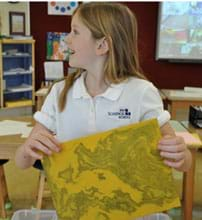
[72, 72, 90, 99]
[72, 72, 127, 101]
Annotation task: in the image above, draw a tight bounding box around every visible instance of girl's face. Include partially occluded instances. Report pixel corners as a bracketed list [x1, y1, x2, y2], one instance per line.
[67, 13, 98, 69]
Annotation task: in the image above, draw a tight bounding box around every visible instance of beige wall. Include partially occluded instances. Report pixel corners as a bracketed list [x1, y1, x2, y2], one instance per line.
[0, 2, 30, 35]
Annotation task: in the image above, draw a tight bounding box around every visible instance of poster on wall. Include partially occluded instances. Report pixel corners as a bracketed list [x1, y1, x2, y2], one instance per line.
[46, 32, 69, 61]
[48, 2, 79, 15]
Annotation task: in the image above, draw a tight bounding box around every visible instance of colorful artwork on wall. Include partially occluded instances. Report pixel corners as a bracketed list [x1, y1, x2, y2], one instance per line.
[48, 2, 78, 15]
[46, 32, 69, 61]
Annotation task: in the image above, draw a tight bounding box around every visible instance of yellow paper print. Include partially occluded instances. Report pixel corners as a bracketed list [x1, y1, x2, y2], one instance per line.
[42, 119, 180, 220]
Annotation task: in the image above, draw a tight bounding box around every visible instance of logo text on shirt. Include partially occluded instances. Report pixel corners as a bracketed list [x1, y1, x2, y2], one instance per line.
[108, 108, 131, 119]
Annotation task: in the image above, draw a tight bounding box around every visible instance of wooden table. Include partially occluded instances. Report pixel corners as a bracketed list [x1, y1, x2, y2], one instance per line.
[169, 120, 202, 220]
[179, 121, 202, 220]
[161, 89, 202, 119]
[0, 116, 34, 217]
[0, 117, 34, 159]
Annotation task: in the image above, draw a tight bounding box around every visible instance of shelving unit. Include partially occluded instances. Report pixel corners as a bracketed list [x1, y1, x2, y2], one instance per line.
[0, 39, 35, 109]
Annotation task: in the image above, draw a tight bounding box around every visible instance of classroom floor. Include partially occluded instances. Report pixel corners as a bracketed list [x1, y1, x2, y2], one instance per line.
[2, 109, 202, 220]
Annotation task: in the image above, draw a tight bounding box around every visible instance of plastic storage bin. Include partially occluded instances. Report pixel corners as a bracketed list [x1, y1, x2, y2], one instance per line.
[11, 209, 57, 220]
[12, 210, 171, 220]
[137, 213, 171, 220]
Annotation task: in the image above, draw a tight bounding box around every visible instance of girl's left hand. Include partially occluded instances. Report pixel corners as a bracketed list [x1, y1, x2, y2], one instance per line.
[158, 135, 188, 170]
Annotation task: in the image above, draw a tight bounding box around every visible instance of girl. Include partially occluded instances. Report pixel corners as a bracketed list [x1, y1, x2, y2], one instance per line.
[15, 1, 191, 214]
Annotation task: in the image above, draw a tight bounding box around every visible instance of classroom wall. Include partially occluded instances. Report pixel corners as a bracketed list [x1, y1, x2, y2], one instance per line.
[30, 2, 202, 90]
[0, 2, 30, 36]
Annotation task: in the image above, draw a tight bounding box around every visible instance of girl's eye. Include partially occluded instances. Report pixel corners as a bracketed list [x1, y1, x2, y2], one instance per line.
[72, 29, 79, 35]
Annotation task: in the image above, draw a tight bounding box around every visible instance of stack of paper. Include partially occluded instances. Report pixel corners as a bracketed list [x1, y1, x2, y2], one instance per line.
[0, 120, 32, 138]
[175, 132, 202, 147]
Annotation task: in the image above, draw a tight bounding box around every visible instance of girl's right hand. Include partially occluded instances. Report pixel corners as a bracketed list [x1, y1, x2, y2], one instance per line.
[23, 122, 61, 160]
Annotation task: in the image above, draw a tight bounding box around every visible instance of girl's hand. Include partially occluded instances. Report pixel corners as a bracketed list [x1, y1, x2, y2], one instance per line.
[158, 135, 190, 170]
[23, 124, 61, 160]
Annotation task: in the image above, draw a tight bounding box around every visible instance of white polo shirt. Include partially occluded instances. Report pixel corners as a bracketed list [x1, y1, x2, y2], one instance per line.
[34, 73, 170, 142]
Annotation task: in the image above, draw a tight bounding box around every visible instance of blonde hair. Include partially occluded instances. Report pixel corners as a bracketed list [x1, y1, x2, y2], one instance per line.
[58, 2, 146, 111]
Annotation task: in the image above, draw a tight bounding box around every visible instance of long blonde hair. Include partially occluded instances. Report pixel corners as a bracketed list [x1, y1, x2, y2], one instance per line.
[59, 2, 146, 112]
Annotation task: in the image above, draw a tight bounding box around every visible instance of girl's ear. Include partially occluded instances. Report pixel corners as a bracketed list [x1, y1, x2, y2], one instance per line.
[96, 37, 109, 55]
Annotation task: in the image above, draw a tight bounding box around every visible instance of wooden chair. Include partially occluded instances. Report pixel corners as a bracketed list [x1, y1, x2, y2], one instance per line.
[36, 170, 46, 209]
[0, 160, 9, 218]
[34, 160, 51, 209]
[35, 82, 49, 111]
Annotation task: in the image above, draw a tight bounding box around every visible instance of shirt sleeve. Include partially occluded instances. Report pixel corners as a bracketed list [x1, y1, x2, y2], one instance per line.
[34, 85, 58, 133]
[139, 83, 170, 127]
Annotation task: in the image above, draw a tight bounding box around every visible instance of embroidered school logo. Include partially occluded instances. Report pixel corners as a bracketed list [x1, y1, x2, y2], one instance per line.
[108, 108, 131, 119]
